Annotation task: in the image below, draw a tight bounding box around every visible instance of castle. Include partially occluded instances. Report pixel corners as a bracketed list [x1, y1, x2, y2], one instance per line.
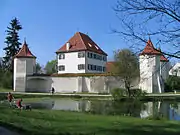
[13, 32, 170, 93]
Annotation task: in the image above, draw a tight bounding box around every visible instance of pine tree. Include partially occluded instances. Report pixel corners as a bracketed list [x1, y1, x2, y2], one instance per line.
[3, 17, 22, 71]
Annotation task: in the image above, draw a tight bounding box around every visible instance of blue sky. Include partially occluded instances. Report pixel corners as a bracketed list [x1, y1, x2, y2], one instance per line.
[0, 0, 126, 66]
[0, 0, 177, 66]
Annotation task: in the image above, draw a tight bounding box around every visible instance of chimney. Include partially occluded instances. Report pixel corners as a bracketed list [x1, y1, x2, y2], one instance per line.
[66, 42, 70, 51]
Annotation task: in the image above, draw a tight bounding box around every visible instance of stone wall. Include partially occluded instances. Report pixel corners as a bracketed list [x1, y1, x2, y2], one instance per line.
[25, 75, 139, 93]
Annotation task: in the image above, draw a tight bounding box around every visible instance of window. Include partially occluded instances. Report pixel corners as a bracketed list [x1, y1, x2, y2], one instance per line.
[59, 54, 65, 59]
[97, 66, 102, 71]
[78, 52, 85, 58]
[78, 64, 85, 70]
[58, 65, 65, 71]
[90, 53, 93, 58]
[94, 65, 97, 70]
[90, 65, 93, 70]
[93, 54, 96, 59]
[88, 64, 90, 70]
[103, 67, 106, 72]
[97, 55, 102, 60]
[103, 56, 107, 61]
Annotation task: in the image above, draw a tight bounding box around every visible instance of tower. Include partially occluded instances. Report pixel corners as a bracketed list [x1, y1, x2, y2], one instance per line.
[13, 40, 36, 92]
[159, 49, 169, 81]
[139, 39, 162, 93]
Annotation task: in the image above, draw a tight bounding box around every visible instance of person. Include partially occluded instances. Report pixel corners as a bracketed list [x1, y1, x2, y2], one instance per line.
[16, 99, 23, 110]
[7, 92, 14, 106]
[51, 87, 55, 95]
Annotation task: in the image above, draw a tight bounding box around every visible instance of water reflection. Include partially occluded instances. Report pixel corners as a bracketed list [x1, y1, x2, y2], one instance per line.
[26, 99, 180, 121]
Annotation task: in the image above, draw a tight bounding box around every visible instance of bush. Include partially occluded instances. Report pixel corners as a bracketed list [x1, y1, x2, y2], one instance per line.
[164, 76, 180, 92]
[0, 70, 12, 89]
[110, 88, 127, 100]
[131, 89, 147, 97]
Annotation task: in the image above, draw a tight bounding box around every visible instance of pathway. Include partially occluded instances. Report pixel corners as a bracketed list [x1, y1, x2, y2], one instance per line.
[0, 126, 20, 135]
[1, 91, 180, 97]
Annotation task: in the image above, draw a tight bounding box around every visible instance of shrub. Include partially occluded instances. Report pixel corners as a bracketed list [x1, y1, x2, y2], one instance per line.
[0, 70, 12, 89]
[164, 76, 180, 92]
[131, 89, 147, 97]
[110, 88, 126, 100]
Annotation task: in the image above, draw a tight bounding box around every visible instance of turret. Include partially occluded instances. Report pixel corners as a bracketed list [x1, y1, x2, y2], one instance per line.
[139, 39, 162, 93]
[159, 48, 169, 81]
[13, 40, 36, 92]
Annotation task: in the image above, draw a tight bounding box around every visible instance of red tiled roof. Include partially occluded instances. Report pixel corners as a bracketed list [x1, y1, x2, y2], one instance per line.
[157, 48, 169, 62]
[140, 39, 161, 55]
[14, 41, 36, 58]
[56, 32, 107, 56]
[160, 55, 169, 62]
[106, 61, 116, 73]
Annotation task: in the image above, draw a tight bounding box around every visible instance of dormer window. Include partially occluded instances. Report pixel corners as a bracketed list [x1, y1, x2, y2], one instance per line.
[59, 53, 65, 59]
[95, 45, 99, 50]
[88, 43, 92, 47]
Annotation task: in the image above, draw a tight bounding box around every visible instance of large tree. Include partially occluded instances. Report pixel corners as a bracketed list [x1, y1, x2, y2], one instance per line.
[3, 17, 22, 71]
[36, 63, 42, 73]
[113, 49, 139, 97]
[45, 60, 57, 74]
[113, 0, 180, 59]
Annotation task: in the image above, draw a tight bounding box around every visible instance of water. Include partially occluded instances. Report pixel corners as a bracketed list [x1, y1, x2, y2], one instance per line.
[25, 98, 180, 121]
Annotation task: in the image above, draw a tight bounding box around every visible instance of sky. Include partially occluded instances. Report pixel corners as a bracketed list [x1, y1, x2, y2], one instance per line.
[0, 0, 127, 66]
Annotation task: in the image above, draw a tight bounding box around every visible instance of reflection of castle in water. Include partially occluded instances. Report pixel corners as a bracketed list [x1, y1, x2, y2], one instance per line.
[29, 98, 180, 121]
[52, 99, 91, 112]
[140, 101, 170, 119]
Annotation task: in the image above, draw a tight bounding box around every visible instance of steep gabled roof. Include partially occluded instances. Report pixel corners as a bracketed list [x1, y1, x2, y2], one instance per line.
[14, 40, 36, 58]
[140, 39, 161, 55]
[56, 32, 107, 56]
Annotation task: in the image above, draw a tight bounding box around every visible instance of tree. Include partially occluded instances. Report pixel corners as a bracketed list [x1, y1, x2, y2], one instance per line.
[3, 17, 22, 71]
[45, 60, 57, 74]
[36, 63, 42, 73]
[113, 49, 140, 97]
[113, 0, 180, 58]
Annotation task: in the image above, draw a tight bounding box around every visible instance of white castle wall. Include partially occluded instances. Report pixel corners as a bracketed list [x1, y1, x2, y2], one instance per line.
[24, 76, 139, 93]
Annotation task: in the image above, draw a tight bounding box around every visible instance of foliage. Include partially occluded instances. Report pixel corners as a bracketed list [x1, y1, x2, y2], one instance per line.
[3, 17, 22, 71]
[111, 87, 147, 100]
[45, 60, 57, 74]
[164, 76, 180, 92]
[113, 0, 180, 59]
[113, 49, 140, 97]
[131, 89, 147, 98]
[36, 63, 42, 73]
[110, 88, 127, 100]
[0, 69, 12, 89]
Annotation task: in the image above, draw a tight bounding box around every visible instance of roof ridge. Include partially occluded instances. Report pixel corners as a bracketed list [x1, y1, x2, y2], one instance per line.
[77, 32, 88, 50]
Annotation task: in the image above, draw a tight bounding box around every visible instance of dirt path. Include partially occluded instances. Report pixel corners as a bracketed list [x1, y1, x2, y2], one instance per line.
[0, 126, 20, 135]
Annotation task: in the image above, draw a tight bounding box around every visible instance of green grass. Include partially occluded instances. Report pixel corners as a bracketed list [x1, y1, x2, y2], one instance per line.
[0, 105, 180, 135]
[0, 88, 12, 92]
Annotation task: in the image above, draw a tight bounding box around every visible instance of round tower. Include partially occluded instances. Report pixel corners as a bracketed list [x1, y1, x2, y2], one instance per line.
[158, 48, 169, 81]
[13, 40, 36, 92]
[139, 39, 162, 93]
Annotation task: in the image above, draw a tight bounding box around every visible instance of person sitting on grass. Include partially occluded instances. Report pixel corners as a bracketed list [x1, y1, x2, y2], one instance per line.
[7, 92, 14, 106]
[16, 98, 23, 110]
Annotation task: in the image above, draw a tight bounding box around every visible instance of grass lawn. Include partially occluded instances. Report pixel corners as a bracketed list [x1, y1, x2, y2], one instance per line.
[0, 88, 12, 92]
[0, 105, 180, 135]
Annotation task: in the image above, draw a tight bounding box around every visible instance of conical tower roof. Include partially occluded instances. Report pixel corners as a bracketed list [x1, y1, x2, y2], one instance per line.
[14, 40, 36, 58]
